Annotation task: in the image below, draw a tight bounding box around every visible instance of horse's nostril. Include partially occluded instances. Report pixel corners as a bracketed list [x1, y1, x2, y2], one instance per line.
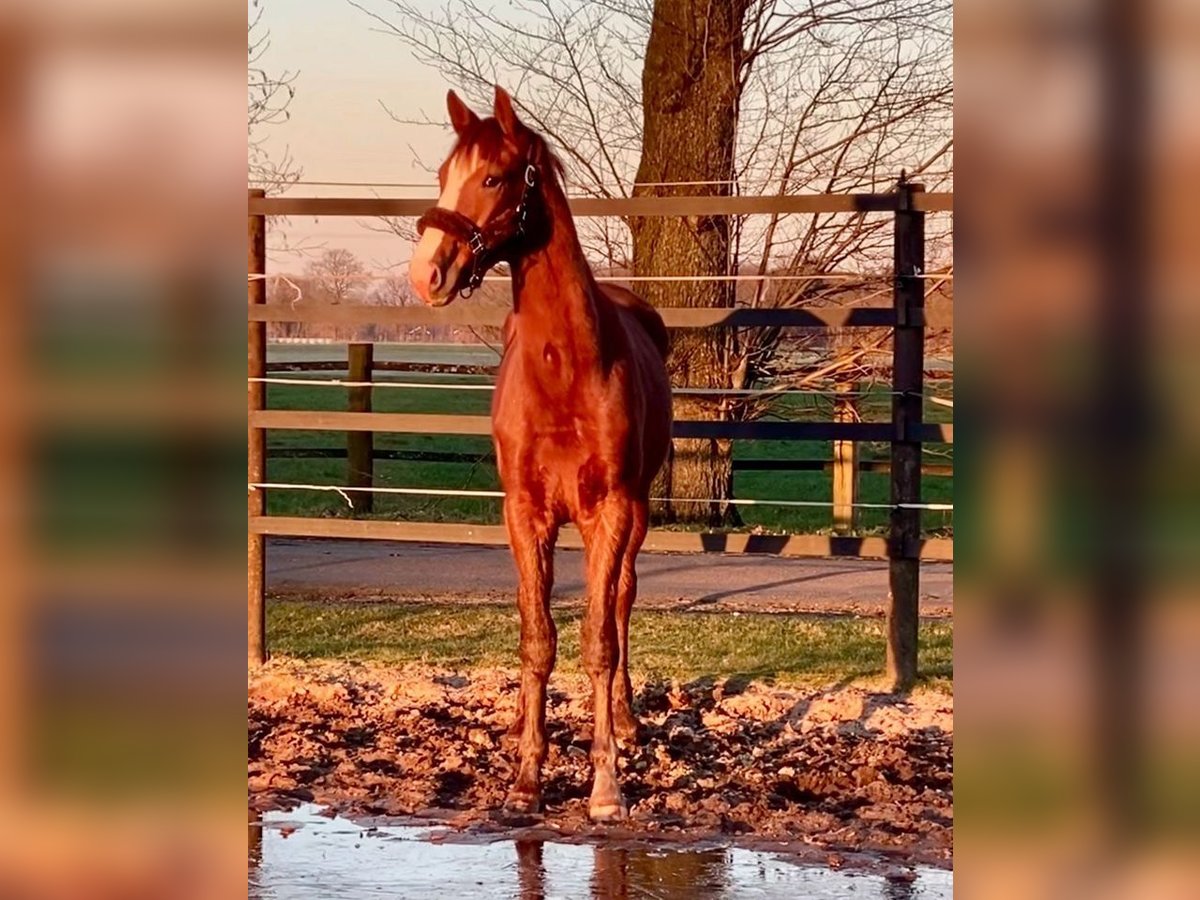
[428, 265, 443, 291]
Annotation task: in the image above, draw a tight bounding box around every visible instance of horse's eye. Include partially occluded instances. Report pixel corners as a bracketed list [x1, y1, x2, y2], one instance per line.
[482, 174, 503, 188]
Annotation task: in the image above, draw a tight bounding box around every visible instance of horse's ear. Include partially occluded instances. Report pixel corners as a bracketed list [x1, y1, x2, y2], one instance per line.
[493, 85, 521, 137]
[446, 90, 478, 135]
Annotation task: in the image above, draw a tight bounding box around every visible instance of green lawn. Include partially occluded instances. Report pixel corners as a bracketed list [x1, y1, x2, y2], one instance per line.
[268, 599, 953, 690]
[262, 356, 953, 535]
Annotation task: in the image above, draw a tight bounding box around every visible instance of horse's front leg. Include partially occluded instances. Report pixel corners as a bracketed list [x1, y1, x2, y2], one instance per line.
[503, 498, 558, 813]
[612, 498, 648, 742]
[580, 496, 633, 821]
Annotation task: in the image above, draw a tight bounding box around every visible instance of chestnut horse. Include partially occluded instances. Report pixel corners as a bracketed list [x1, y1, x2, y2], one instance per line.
[409, 87, 671, 820]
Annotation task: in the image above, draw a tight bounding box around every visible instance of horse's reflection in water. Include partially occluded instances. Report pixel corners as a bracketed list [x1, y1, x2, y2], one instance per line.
[515, 841, 545, 900]
[248, 809, 263, 870]
[514, 839, 730, 900]
[589, 845, 629, 900]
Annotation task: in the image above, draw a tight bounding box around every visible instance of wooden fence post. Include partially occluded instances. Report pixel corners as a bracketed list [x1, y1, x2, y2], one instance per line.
[887, 179, 925, 691]
[832, 381, 859, 534]
[347, 342, 374, 513]
[248, 189, 267, 667]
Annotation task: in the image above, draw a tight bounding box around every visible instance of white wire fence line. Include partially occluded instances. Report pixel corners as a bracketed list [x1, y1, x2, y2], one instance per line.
[248, 271, 953, 285]
[264, 173, 955, 191]
[248, 375, 953, 403]
[278, 178, 746, 189]
[247, 482, 954, 512]
[279, 179, 742, 189]
[275, 178, 785, 189]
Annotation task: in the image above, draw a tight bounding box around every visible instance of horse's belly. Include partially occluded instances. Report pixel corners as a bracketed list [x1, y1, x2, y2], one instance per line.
[495, 420, 629, 515]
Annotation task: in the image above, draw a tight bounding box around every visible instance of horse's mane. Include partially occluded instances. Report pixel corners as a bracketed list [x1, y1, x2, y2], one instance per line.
[452, 119, 567, 187]
[457, 117, 667, 361]
[524, 131, 568, 186]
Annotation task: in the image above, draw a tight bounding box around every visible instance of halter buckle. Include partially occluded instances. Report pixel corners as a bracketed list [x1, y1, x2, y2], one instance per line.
[467, 230, 486, 256]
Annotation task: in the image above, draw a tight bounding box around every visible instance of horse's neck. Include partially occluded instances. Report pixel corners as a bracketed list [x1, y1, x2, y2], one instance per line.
[510, 184, 604, 370]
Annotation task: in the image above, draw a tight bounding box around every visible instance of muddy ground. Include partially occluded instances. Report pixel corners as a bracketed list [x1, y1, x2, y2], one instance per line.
[249, 661, 952, 865]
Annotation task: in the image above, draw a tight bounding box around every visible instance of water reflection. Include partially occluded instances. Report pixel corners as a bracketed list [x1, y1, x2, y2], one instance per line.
[248, 805, 950, 899]
[885, 876, 919, 900]
[514, 840, 543, 900]
[249, 807, 263, 869]
[590, 845, 731, 900]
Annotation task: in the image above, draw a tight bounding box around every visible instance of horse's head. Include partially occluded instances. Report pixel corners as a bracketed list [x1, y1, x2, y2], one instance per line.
[410, 86, 543, 305]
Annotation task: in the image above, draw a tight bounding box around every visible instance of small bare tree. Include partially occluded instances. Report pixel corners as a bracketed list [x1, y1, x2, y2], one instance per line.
[369, 274, 412, 307]
[306, 249, 366, 305]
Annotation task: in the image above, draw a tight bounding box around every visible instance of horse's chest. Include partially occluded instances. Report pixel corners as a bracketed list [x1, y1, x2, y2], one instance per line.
[492, 340, 630, 503]
[519, 411, 599, 462]
[494, 394, 619, 495]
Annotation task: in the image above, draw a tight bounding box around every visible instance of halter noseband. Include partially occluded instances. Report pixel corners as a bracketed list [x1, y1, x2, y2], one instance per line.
[415, 162, 538, 298]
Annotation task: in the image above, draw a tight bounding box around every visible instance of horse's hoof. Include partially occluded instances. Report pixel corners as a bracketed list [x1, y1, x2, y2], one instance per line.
[588, 801, 628, 823]
[613, 712, 640, 744]
[504, 790, 541, 815]
[502, 717, 525, 748]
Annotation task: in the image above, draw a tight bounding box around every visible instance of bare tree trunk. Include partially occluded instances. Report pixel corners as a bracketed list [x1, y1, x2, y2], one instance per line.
[633, 0, 749, 526]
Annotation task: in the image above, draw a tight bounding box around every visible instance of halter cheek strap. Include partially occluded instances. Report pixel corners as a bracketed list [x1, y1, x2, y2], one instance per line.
[415, 162, 538, 298]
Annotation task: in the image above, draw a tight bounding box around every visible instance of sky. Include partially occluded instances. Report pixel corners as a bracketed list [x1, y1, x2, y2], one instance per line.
[255, 0, 460, 271]
[253, 2, 953, 276]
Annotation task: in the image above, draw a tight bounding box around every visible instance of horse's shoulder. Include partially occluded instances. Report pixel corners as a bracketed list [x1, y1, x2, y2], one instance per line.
[598, 283, 669, 360]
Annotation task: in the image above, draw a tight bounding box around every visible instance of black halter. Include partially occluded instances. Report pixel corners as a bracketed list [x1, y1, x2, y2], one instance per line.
[416, 162, 538, 298]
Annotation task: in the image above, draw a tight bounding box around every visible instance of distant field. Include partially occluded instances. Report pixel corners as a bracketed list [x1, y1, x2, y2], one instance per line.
[269, 341, 502, 367]
[263, 342, 953, 535]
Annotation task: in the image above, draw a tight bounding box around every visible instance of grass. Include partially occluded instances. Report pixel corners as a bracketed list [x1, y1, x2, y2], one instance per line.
[263, 358, 954, 535]
[268, 600, 953, 690]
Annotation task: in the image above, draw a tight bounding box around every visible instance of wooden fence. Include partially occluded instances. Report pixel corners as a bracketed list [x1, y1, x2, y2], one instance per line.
[248, 185, 953, 688]
[266, 365, 953, 535]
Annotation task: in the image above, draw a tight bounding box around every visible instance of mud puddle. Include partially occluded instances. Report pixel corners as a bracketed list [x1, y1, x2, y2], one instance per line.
[249, 662, 953, 863]
[249, 804, 952, 899]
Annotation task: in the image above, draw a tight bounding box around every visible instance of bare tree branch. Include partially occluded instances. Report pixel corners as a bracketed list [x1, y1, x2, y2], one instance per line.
[347, 0, 952, 397]
[248, 0, 302, 193]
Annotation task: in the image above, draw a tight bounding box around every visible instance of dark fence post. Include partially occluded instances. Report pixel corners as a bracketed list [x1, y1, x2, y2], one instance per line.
[347, 342, 374, 513]
[248, 189, 267, 667]
[887, 179, 926, 691]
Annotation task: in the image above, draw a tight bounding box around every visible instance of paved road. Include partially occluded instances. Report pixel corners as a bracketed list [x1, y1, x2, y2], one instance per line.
[267, 538, 952, 615]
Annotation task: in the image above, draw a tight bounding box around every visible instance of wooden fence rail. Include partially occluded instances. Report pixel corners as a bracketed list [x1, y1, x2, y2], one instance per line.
[250, 408, 952, 443]
[250, 191, 952, 218]
[265, 348, 951, 535]
[248, 185, 949, 690]
[263, 358, 956, 377]
[249, 304, 951, 330]
[265, 443, 954, 477]
[249, 516, 952, 561]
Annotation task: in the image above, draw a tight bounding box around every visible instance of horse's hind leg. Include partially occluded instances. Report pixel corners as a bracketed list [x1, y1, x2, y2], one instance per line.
[580, 497, 633, 821]
[612, 498, 647, 742]
[503, 499, 558, 813]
